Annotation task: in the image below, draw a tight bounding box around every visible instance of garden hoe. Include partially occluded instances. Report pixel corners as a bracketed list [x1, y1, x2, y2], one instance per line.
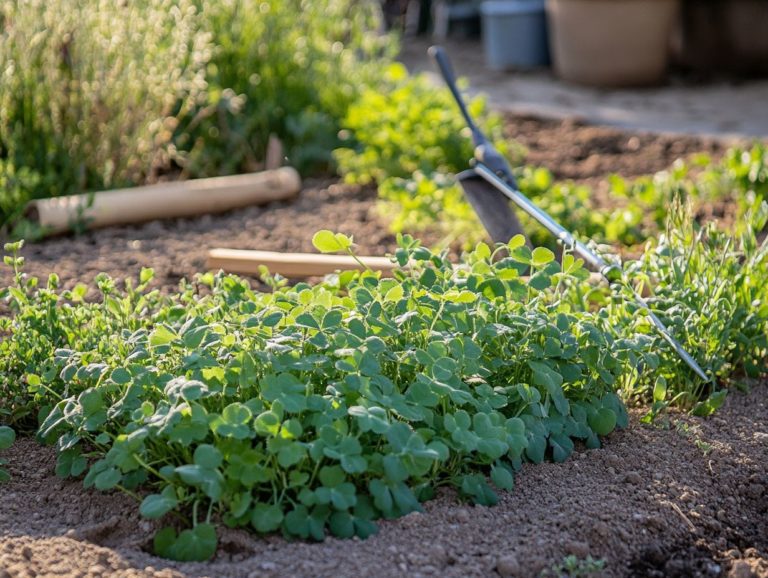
[429, 45, 710, 382]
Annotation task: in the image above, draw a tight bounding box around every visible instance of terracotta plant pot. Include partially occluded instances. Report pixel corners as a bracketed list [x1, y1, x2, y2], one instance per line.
[546, 0, 680, 86]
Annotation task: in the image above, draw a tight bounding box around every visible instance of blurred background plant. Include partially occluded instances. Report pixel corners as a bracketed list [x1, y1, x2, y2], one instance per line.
[0, 0, 395, 233]
[175, 0, 396, 177]
[0, 0, 210, 230]
[334, 63, 521, 247]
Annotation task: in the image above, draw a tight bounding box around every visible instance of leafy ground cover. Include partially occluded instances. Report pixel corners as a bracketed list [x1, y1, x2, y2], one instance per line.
[1, 198, 766, 560]
[2, 383, 765, 578]
[1, 233, 632, 559]
[0, 115, 765, 576]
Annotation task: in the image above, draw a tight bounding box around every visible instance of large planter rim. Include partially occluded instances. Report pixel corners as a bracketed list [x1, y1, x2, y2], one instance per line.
[546, 0, 680, 87]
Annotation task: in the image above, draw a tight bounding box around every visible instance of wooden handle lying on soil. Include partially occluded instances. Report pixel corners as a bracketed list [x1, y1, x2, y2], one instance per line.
[207, 249, 397, 278]
[207, 248, 606, 285]
[25, 167, 301, 235]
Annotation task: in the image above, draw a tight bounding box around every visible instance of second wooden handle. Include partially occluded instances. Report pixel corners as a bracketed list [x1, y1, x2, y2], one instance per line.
[207, 249, 397, 278]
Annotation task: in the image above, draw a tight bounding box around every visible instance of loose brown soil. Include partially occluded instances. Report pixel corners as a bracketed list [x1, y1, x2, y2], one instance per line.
[505, 115, 727, 184]
[1, 115, 766, 578]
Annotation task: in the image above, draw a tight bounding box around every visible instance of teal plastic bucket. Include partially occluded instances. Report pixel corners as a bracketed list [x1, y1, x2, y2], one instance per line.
[481, 0, 550, 69]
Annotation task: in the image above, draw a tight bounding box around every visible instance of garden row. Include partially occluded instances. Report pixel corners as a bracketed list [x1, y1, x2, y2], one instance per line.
[0, 201, 766, 559]
[1, 0, 767, 565]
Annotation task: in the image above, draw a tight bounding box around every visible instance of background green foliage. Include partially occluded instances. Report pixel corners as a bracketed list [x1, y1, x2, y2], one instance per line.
[2, 0, 764, 253]
[177, 0, 395, 177]
[334, 64, 520, 246]
[0, 0, 210, 227]
[334, 64, 516, 184]
[0, 0, 394, 230]
[330, 57, 768, 251]
[512, 143, 768, 248]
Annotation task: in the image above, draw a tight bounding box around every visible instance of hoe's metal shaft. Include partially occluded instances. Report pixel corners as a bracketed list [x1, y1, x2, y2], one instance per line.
[429, 46, 710, 382]
[473, 164, 709, 382]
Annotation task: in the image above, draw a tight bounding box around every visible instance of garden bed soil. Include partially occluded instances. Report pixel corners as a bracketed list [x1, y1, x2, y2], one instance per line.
[1, 115, 765, 578]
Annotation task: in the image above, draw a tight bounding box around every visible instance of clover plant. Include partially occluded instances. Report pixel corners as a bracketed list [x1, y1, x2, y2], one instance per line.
[1, 234, 630, 560]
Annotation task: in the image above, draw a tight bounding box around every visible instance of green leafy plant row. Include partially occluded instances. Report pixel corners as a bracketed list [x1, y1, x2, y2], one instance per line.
[1, 235, 631, 559]
[608, 203, 768, 420]
[524, 146, 766, 248]
[514, 144, 767, 248]
[2, 207, 766, 559]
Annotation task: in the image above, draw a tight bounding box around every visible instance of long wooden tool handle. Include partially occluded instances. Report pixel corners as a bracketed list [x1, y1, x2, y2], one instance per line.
[207, 248, 605, 286]
[26, 167, 301, 235]
[207, 249, 397, 278]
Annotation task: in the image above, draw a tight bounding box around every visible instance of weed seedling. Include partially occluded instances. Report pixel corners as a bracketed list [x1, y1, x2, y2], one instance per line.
[675, 421, 713, 456]
[543, 555, 606, 578]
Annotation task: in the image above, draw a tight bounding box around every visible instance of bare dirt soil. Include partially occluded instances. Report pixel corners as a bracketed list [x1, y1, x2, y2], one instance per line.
[504, 115, 725, 183]
[1, 116, 766, 578]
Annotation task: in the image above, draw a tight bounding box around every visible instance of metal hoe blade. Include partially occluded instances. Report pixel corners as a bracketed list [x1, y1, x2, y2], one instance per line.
[429, 46, 710, 383]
